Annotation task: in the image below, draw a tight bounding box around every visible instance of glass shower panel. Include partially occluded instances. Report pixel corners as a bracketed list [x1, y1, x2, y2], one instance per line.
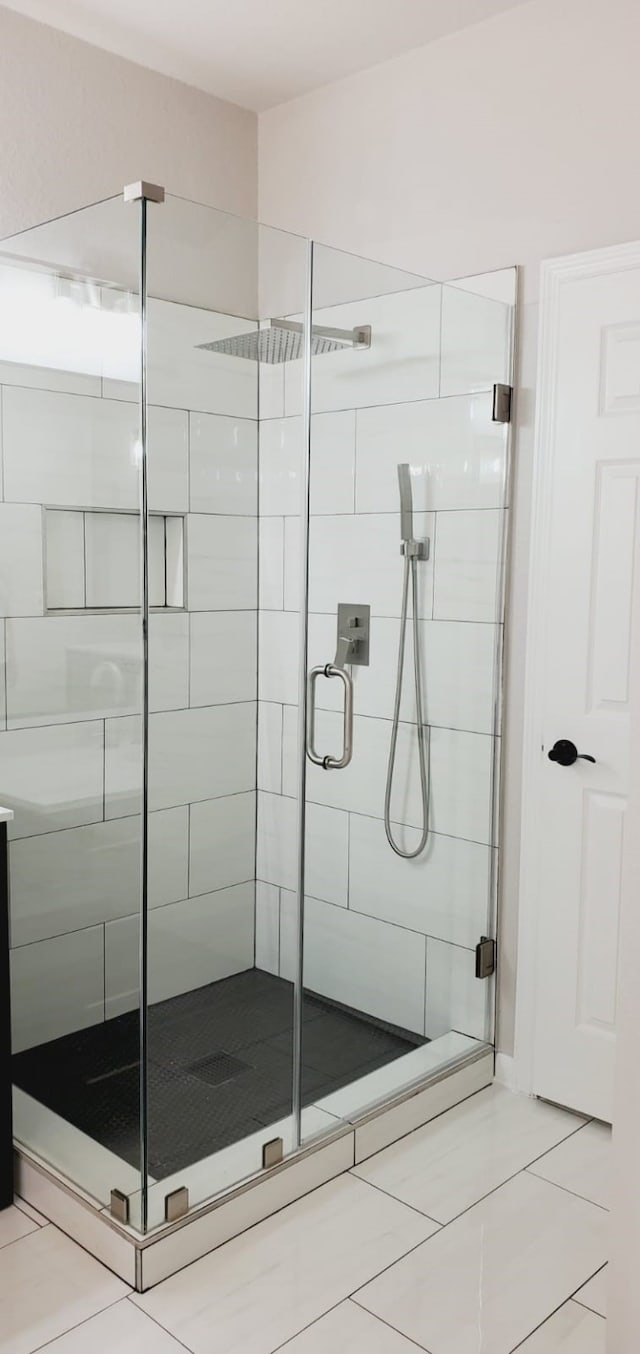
[0, 195, 145, 1206]
[299, 247, 514, 1135]
[142, 196, 309, 1227]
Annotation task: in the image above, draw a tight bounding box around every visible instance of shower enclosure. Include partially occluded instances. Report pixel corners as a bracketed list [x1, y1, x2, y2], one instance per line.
[0, 185, 514, 1260]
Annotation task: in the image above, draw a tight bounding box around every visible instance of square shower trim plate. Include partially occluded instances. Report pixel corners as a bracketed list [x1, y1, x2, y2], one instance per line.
[13, 1043, 493, 1291]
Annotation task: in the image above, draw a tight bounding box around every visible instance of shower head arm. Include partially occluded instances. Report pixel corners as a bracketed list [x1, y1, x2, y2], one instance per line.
[273, 318, 371, 350]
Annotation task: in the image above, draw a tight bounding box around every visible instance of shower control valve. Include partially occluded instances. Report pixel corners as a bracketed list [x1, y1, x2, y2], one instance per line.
[401, 539, 430, 560]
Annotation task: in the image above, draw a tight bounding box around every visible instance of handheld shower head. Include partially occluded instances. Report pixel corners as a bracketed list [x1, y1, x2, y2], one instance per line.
[397, 463, 413, 543]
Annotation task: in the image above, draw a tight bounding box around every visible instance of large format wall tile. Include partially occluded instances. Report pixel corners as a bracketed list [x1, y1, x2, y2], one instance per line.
[356, 392, 508, 514]
[9, 807, 189, 946]
[348, 812, 491, 948]
[433, 508, 505, 622]
[11, 924, 104, 1052]
[440, 283, 512, 397]
[0, 721, 104, 839]
[257, 702, 283, 794]
[189, 792, 256, 897]
[425, 936, 488, 1041]
[259, 518, 285, 610]
[190, 611, 257, 707]
[303, 897, 426, 1036]
[0, 504, 43, 617]
[257, 792, 348, 909]
[260, 411, 356, 517]
[258, 610, 299, 705]
[190, 412, 257, 515]
[307, 513, 434, 619]
[105, 882, 255, 1016]
[2, 387, 188, 511]
[105, 704, 257, 818]
[284, 285, 442, 415]
[311, 615, 497, 734]
[291, 710, 493, 844]
[187, 514, 257, 611]
[5, 613, 189, 727]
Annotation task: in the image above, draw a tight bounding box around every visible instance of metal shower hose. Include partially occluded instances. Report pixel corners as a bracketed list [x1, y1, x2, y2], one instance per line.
[384, 549, 430, 858]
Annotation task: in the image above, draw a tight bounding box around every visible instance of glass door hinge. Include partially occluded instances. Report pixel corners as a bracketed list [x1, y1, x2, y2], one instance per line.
[475, 936, 496, 980]
[492, 383, 512, 423]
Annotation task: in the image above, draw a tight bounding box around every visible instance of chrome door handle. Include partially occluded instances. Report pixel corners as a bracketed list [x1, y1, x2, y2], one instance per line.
[306, 663, 354, 769]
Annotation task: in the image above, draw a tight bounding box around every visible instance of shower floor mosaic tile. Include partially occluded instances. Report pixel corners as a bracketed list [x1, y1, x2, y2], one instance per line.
[12, 968, 422, 1177]
[3, 1084, 609, 1352]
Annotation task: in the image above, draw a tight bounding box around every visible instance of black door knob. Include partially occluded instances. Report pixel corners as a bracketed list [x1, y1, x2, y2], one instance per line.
[548, 739, 596, 767]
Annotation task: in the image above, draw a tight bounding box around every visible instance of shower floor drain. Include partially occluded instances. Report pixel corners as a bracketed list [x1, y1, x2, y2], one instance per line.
[187, 1052, 250, 1087]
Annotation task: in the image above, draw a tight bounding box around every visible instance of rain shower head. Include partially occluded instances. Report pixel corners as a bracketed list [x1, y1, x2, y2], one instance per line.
[197, 318, 371, 365]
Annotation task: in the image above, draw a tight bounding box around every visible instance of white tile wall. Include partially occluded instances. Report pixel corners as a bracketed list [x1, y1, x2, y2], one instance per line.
[0, 504, 44, 616]
[257, 792, 348, 909]
[440, 283, 512, 396]
[105, 704, 257, 818]
[355, 393, 508, 513]
[307, 513, 435, 619]
[129, 298, 258, 419]
[5, 612, 189, 727]
[11, 925, 104, 1053]
[189, 792, 256, 897]
[258, 610, 299, 704]
[303, 898, 426, 1036]
[105, 882, 255, 1017]
[257, 702, 283, 793]
[2, 291, 261, 1055]
[190, 611, 257, 707]
[259, 411, 356, 518]
[190, 412, 257, 515]
[2, 388, 189, 511]
[293, 711, 493, 844]
[187, 514, 257, 611]
[259, 417, 303, 516]
[10, 807, 189, 946]
[255, 880, 280, 974]
[308, 616, 497, 733]
[259, 518, 285, 610]
[348, 813, 491, 949]
[0, 720, 104, 840]
[433, 509, 505, 622]
[283, 286, 442, 415]
[425, 937, 487, 1040]
[46, 509, 85, 609]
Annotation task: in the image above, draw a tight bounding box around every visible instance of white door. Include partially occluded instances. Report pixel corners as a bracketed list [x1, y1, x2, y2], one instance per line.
[524, 244, 640, 1122]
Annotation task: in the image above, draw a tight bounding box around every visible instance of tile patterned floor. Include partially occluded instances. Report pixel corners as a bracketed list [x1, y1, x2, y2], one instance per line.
[2, 1084, 609, 1354]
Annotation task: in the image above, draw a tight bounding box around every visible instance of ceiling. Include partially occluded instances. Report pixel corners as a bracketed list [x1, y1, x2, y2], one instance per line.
[3, 0, 530, 111]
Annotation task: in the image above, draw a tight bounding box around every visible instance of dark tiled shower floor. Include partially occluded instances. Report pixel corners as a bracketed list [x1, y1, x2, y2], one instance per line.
[12, 969, 424, 1178]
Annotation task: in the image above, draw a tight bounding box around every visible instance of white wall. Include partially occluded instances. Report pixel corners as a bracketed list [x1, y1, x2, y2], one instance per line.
[258, 0, 640, 1053]
[0, 5, 256, 240]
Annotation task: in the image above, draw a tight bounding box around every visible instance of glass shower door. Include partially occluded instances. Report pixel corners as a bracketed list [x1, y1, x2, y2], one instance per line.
[297, 246, 515, 1136]
[140, 195, 310, 1228]
[1, 194, 145, 1207]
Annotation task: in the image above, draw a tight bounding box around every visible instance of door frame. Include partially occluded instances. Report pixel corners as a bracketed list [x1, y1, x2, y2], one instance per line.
[513, 239, 640, 1097]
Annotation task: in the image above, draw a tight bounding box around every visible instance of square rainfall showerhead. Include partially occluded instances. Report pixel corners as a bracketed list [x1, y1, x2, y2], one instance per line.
[197, 318, 371, 365]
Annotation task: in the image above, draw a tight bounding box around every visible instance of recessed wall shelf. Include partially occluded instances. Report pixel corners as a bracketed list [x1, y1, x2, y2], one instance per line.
[44, 506, 185, 613]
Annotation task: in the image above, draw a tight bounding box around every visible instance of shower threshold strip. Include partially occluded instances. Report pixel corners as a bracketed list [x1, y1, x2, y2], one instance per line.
[13, 1035, 493, 1291]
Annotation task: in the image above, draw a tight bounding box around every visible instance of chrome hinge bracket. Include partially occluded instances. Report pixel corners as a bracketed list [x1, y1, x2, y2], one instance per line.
[475, 935, 496, 980]
[492, 383, 512, 423]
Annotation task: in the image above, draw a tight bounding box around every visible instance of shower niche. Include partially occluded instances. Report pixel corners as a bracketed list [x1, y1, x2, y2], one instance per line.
[0, 185, 514, 1285]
